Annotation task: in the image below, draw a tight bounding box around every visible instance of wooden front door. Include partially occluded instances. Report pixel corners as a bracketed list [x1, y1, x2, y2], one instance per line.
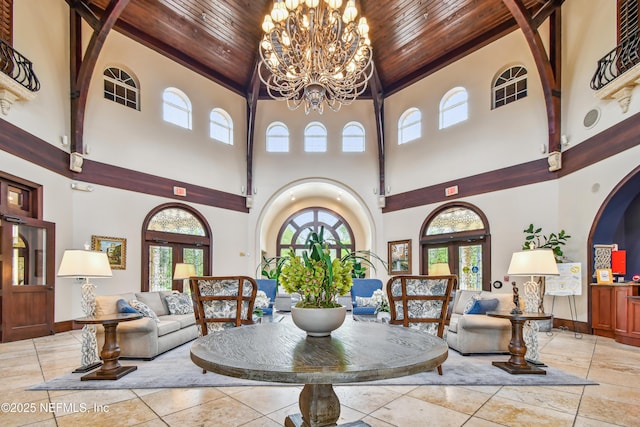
[0, 216, 55, 342]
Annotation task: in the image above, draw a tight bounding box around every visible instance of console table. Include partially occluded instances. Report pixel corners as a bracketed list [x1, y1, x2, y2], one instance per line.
[487, 311, 552, 375]
[74, 313, 142, 380]
[190, 321, 448, 426]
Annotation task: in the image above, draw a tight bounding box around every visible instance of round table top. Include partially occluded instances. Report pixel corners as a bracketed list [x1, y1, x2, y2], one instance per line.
[190, 321, 448, 385]
[486, 310, 552, 321]
[74, 313, 143, 324]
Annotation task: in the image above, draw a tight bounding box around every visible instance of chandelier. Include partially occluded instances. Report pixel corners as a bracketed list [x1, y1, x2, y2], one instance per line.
[259, 0, 373, 114]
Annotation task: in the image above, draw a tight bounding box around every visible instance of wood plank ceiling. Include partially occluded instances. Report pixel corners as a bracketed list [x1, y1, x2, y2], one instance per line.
[87, 0, 544, 98]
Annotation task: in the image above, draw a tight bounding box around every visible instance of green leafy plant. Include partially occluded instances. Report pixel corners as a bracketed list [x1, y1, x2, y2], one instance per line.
[522, 224, 571, 261]
[279, 226, 384, 308]
[257, 254, 287, 292]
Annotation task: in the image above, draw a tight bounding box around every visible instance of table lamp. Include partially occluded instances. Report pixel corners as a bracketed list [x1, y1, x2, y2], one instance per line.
[507, 249, 559, 313]
[58, 249, 112, 372]
[173, 263, 196, 292]
[429, 263, 451, 276]
[507, 248, 559, 364]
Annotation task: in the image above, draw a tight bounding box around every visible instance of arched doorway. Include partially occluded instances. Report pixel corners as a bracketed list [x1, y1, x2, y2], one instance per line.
[420, 202, 491, 291]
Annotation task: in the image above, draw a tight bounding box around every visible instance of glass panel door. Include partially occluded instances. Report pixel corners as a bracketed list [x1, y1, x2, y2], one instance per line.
[149, 245, 173, 291]
[427, 246, 449, 275]
[459, 244, 482, 290]
[181, 247, 204, 293]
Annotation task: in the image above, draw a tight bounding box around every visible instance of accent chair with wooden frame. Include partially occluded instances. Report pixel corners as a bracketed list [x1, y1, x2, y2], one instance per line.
[386, 275, 457, 375]
[190, 276, 257, 336]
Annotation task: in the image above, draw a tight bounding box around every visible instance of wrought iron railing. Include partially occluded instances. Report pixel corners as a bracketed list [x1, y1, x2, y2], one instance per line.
[0, 38, 40, 92]
[591, 32, 640, 90]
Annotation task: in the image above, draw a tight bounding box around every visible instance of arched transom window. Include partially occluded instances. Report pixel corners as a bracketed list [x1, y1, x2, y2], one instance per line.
[439, 87, 468, 129]
[398, 108, 421, 144]
[142, 204, 211, 292]
[277, 207, 355, 260]
[304, 122, 327, 152]
[493, 66, 528, 109]
[421, 203, 490, 291]
[210, 108, 233, 144]
[266, 122, 289, 152]
[103, 67, 139, 110]
[162, 87, 192, 129]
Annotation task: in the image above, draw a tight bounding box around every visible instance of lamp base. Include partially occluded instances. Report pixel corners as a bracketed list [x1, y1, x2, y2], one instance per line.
[510, 308, 523, 315]
[73, 361, 103, 373]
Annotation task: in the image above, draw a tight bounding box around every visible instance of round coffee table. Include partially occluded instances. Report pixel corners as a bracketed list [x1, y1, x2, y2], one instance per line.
[191, 321, 448, 426]
[486, 310, 552, 375]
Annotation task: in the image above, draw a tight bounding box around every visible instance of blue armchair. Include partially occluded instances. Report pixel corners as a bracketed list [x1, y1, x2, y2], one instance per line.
[350, 278, 383, 315]
[256, 279, 277, 315]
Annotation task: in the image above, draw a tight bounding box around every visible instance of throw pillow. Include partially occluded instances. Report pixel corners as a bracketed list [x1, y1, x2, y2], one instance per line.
[355, 296, 374, 307]
[129, 299, 160, 323]
[465, 298, 499, 315]
[116, 299, 139, 314]
[165, 293, 193, 315]
[463, 294, 480, 314]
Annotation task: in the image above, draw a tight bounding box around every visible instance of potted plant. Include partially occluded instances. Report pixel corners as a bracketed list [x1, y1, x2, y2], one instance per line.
[258, 254, 298, 312]
[279, 226, 384, 336]
[370, 288, 390, 322]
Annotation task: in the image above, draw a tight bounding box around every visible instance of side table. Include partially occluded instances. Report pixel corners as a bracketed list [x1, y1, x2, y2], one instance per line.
[486, 311, 552, 375]
[74, 313, 142, 380]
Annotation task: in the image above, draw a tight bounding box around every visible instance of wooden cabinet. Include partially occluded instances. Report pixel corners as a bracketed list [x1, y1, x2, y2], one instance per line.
[591, 284, 640, 346]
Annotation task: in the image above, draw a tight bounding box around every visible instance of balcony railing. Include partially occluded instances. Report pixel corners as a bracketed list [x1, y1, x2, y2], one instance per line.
[0, 38, 40, 93]
[591, 32, 640, 91]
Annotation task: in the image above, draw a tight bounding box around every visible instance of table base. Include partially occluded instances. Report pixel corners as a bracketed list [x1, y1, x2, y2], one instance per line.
[492, 361, 546, 375]
[73, 361, 102, 373]
[81, 365, 137, 381]
[285, 413, 371, 427]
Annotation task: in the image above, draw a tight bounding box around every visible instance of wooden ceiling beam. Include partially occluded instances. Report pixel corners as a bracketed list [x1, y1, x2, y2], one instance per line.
[68, 0, 130, 171]
[245, 60, 261, 208]
[502, 0, 562, 161]
[369, 65, 386, 198]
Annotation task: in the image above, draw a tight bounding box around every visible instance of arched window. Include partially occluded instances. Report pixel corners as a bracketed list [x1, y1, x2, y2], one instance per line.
[420, 203, 490, 291]
[439, 87, 468, 129]
[142, 203, 211, 292]
[304, 122, 327, 152]
[162, 87, 192, 129]
[493, 66, 527, 109]
[277, 207, 355, 260]
[210, 108, 233, 144]
[103, 67, 139, 110]
[398, 108, 421, 144]
[342, 121, 365, 152]
[266, 122, 289, 152]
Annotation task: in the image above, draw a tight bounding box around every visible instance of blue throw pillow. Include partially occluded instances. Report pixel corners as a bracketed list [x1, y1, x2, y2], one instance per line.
[465, 298, 499, 315]
[116, 299, 139, 314]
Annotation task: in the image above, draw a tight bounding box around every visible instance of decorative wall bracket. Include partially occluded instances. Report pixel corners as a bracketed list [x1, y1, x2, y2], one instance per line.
[548, 151, 562, 172]
[70, 152, 84, 173]
[595, 62, 640, 113]
[0, 73, 37, 115]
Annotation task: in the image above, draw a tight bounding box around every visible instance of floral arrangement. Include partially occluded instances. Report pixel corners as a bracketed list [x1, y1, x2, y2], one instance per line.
[279, 227, 384, 309]
[370, 288, 390, 313]
[253, 290, 271, 316]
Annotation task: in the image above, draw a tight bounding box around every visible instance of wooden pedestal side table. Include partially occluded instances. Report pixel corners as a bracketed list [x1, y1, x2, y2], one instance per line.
[74, 313, 142, 381]
[486, 311, 552, 375]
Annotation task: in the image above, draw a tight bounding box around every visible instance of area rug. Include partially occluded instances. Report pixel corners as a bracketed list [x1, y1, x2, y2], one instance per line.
[30, 343, 595, 391]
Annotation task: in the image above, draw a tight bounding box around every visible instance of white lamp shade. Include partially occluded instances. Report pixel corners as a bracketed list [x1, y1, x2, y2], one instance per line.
[429, 263, 451, 275]
[507, 249, 559, 276]
[173, 263, 196, 280]
[57, 250, 113, 278]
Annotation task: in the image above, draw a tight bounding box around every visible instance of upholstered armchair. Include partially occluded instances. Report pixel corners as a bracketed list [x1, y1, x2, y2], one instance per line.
[350, 278, 383, 315]
[387, 275, 457, 375]
[190, 276, 257, 336]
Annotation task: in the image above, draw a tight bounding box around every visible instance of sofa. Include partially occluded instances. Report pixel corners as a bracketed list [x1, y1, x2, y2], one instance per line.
[350, 278, 383, 315]
[95, 291, 198, 359]
[446, 289, 513, 355]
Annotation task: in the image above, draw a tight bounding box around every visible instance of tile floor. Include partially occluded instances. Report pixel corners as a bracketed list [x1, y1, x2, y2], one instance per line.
[1, 328, 640, 427]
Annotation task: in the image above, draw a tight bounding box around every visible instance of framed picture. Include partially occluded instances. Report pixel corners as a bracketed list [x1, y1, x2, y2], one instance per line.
[596, 268, 613, 284]
[91, 235, 127, 270]
[388, 239, 411, 275]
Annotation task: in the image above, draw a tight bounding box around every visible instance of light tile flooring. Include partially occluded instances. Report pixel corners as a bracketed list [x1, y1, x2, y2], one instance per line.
[1, 329, 640, 427]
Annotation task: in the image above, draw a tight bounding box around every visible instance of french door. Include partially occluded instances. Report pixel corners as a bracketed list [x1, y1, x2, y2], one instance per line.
[147, 241, 208, 292]
[0, 216, 55, 342]
[424, 241, 486, 291]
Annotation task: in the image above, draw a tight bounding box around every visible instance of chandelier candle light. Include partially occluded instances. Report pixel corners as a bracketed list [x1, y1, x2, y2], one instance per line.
[259, 0, 373, 114]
